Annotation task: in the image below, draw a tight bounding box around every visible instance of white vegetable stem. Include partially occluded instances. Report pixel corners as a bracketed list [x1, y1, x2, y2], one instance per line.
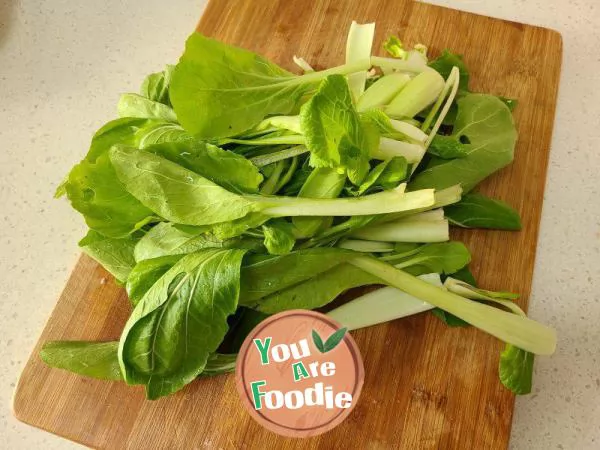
[372, 137, 425, 163]
[371, 56, 430, 74]
[386, 70, 445, 118]
[351, 219, 449, 243]
[356, 73, 410, 112]
[398, 208, 444, 222]
[389, 119, 428, 143]
[262, 185, 436, 217]
[337, 239, 395, 253]
[345, 21, 376, 100]
[328, 273, 440, 330]
[257, 115, 302, 134]
[292, 56, 314, 73]
[424, 66, 461, 147]
[349, 256, 557, 355]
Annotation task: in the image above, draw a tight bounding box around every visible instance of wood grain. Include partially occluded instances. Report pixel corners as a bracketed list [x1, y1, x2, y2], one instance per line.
[13, 0, 562, 448]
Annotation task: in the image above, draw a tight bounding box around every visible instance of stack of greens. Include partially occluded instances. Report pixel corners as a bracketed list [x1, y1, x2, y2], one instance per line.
[42, 22, 554, 399]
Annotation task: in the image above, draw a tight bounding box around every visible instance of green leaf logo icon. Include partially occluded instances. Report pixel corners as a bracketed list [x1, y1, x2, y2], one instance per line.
[312, 327, 347, 353]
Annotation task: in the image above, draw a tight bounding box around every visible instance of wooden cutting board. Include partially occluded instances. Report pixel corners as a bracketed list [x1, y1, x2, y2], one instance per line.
[13, 0, 562, 448]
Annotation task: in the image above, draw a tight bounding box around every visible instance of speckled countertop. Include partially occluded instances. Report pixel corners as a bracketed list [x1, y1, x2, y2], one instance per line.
[1, 0, 598, 448]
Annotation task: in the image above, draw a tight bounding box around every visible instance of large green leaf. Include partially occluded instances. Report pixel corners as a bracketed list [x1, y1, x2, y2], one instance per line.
[239, 248, 353, 305]
[118, 248, 247, 399]
[145, 141, 263, 194]
[40, 341, 122, 381]
[126, 255, 183, 306]
[410, 94, 517, 192]
[109, 146, 260, 226]
[78, 230, 139, 282]
[444, 192, 522, 230]
[171, 34, 304, 138]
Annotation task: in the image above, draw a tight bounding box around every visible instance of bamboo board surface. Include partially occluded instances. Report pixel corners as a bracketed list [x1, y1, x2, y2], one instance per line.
[14, 0, 562, 448]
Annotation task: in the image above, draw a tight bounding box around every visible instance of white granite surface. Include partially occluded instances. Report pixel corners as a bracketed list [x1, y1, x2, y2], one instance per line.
[0, 0, 598, 448]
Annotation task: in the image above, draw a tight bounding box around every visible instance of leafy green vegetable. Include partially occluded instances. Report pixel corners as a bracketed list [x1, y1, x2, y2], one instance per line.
[133, 222, 260, 262]
[410, 94, 518, 192]
[300, 75, 376, 184]
[79, 230, 139, 283]
[111, 146, 435, 226]
[118, 248, 247, 399]
[499, 345, 534, 395]
[351, 256, 556, 356]
[327, 273, 441, 330]
[443, 277, 532, 393]
[262, 219, 295, 255]
[40, 341, 122, 381]
[428, 50, 470, 92]
[427, 135, 469, 159]
[126, 255, 183, 306]
[383, 242, 471, 275]
[171, 33, 369, 138]
[348, 157, 408, 196]
[117, 94, 177, 122]
[382, 36, 406, 59]
[256, 263, 378, 314]
[146, 141, 264, 194]
[140, 65, 174, 104]
[239, 248, 353, 305]
[292, 167, 346, 238]
[444, 192, 522, 230]
[61, 118, 157, 237]
[386, 70, 445, 119]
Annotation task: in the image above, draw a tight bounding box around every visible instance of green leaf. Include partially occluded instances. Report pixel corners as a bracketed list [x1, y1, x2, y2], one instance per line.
[171, 33, 369, 139]
[428, 50, 470, 92]
[133, 222, 260, 262]
[386, 242, 471, 275]
[140, 65, 174, 104]
[201, 353, 238, 377]
[239, 248, 352, 305]
[431, 309, 470, 327]
[171, 34, 307, 138]
[262, 219, 295, 255]
[427, 135, 469, 159]
[118, 248, 247, 399]
[145, 141, 264, 194]
[65, 150, 156, 238]
[292, 167, 346, 238]
[211, 212, 271, 240]
[311, 330, 325, 352]
[448, 266, 477, 286]
[117, 93, 178, 122]
[40, 341, 122, 381]
[382, 36, 406, 58]
[409, 94, 517, 193]
[499, 344, 534, 394]
[256, 264, 378, 314]
[322, 327, 348, 352]
[62, 118, 157, 237]
[348, 157, 407, 196]
[135, 122, 192, 148]
[79, 230, 139, 282]
[109, 146, 260, 226]
[126, 255, 183, 306]
[300, 75, 376, 185]
[444, 193, 522, 230]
